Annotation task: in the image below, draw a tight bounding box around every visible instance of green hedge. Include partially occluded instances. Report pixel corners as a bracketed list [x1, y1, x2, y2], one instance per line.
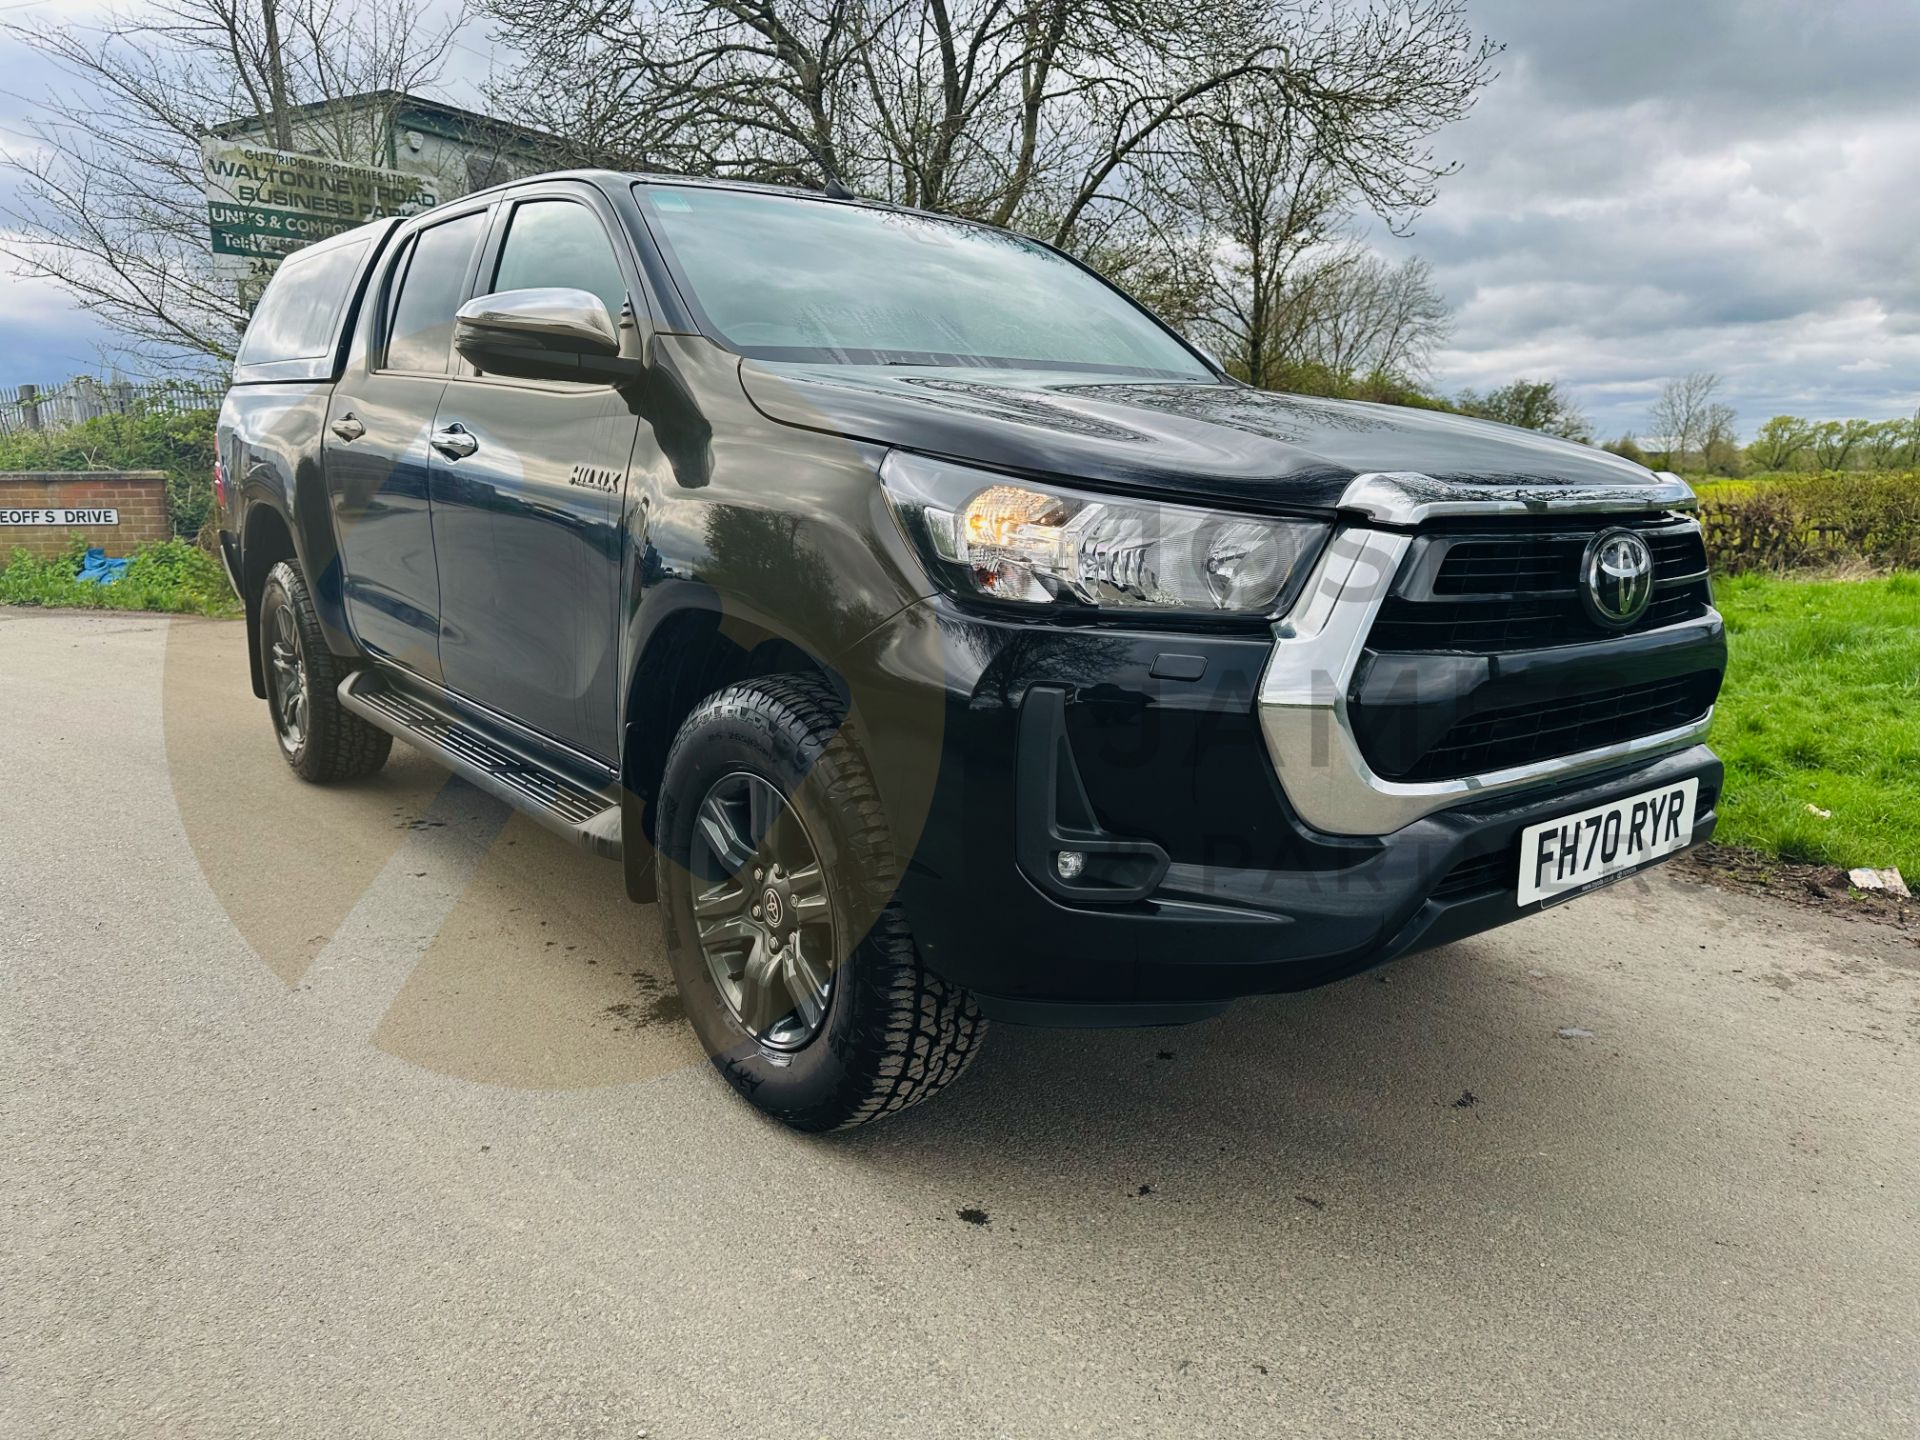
[1696, 470, 1920, 573]
[0, 408, 219, 539]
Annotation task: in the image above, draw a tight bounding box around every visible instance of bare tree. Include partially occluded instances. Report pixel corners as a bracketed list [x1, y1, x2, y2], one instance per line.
[1164, 74, 1355, 387]
[481, 0, 1497, 250]
[1292, 250, 1449, 386]
[2, 0, 466, 368]
[1647, 371, 1720, 469]
[1700, 401, 1741, 473]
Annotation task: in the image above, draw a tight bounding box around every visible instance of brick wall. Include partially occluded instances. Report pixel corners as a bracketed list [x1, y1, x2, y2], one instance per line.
[0, 471, 171, 562]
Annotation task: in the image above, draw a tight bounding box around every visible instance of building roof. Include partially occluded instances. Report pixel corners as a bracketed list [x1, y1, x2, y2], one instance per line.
[208, 90, 552, 151]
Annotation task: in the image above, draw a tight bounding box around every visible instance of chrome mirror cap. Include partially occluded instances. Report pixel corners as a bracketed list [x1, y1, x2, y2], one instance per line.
[454, 287, 621, 361]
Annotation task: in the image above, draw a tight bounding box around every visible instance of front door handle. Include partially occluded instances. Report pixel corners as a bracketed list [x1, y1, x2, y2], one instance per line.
[430, 424, 478, 460]
[330, 413, 365, 442]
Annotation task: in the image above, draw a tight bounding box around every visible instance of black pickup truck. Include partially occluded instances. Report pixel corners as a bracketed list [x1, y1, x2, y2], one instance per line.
[216, 170, 1725, 1129]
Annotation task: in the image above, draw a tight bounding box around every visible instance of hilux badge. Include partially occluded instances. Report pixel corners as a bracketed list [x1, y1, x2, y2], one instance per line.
[1581, 528, 1656, 627]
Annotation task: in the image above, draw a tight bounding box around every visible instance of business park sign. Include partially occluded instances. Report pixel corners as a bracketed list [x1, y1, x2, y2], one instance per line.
[201, 139, 439, 296]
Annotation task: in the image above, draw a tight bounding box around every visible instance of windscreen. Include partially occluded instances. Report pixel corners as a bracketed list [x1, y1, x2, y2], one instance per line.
[640, 186, 1212, 379]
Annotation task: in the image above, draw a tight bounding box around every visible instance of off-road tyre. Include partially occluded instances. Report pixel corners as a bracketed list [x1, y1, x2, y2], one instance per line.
[656, 675, 985, 1131]
[259, 559, 392, 784]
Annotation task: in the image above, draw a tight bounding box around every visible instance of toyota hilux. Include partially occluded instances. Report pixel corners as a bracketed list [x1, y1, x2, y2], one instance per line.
[215, 171, 1724, 1129]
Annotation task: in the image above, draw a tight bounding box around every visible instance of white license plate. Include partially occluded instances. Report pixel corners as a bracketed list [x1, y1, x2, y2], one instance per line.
[1517, 776, 1699, 906]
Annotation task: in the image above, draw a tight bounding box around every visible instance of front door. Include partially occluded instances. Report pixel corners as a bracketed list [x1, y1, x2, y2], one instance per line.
[427, 192, 639, 763]
[324, 207, 491, 682]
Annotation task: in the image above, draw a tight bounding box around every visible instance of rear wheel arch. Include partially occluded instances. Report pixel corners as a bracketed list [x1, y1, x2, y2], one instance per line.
[257, 558, 392, 783]
[239, 501, 299, 699]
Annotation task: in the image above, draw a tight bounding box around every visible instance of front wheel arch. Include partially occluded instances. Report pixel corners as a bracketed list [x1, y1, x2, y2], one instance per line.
[654, 673, 984, 1129]
[619, 602, 845, 903]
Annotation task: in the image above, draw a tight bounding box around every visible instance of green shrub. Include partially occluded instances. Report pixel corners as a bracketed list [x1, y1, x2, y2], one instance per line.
[1696, 470, 1920, 573]
[0, 535, 238, 616]
[0, 407, 219, 538]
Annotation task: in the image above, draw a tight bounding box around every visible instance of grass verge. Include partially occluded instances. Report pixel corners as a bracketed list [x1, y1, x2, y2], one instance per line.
[0, 537, 240, 617]
[1710, 571, 1920, 876]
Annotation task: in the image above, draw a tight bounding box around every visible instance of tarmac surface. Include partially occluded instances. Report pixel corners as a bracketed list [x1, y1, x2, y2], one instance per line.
[4, 610, 1916, 1438]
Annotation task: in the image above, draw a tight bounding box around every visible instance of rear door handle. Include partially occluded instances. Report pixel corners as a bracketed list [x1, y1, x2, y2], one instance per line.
[430, 424, 478, 460]
[330, 413, 365, 442]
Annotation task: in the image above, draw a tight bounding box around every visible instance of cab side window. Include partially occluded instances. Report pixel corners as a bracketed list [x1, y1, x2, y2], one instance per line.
[382, 211, 488, 374]
[488, 200, 629, 324]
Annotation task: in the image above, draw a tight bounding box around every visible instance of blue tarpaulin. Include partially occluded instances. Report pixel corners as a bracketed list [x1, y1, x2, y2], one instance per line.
[75, 547, 128, 585]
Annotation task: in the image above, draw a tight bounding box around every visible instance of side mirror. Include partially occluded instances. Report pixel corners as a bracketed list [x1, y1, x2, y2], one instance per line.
[453, 287, 639, 381]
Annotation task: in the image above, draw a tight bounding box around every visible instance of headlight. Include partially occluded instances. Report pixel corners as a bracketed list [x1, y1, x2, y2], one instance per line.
[880, 451, 1328, 617]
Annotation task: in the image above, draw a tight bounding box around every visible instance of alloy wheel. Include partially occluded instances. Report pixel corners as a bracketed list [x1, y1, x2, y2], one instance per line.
[689, 771, 835, 1050]
[267, 601, 308, 755]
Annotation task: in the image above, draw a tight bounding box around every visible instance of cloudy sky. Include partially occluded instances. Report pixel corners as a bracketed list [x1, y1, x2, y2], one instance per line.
[1405, 0, 1920, 438]
[2, 0, 1916, 440]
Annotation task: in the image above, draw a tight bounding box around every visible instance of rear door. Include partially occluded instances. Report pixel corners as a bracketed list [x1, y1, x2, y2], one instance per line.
[323, 204, 492, 682]
[426, 185, 641, 763]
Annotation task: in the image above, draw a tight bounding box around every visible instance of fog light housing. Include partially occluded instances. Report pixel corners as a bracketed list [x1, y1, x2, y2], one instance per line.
[1055, 850, 1086, 880]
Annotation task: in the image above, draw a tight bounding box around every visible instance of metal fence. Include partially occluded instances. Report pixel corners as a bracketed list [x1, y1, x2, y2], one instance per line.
[0, 376, 224, 435]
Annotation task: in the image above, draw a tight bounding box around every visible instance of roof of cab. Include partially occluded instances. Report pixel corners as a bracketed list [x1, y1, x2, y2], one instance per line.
[297, 213, 405, 253]
[451, 167, 912, 217]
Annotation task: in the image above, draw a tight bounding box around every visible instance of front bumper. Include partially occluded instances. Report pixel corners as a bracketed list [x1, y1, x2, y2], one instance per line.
[848, 586, 1723, 1025]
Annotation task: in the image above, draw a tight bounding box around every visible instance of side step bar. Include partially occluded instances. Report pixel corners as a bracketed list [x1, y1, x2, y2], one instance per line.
[338, 669, 623, 859]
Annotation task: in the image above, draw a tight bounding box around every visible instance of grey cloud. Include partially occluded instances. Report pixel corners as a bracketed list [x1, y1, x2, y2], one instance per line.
[0, 260, 118, 388]
[1400, 0, 1920, 437]
[1475, 0, 1920, 121]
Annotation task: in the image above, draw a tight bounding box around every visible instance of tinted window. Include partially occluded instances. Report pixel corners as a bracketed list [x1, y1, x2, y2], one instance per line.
[638, 186, 1210, 379]
[236, 239, 368, 365]
[384, 211, 487, 374]
[489, 200, 628, 323]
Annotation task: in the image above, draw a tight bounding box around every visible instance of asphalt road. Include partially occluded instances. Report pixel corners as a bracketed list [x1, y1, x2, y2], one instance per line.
[3, 609, 1916, 1439]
